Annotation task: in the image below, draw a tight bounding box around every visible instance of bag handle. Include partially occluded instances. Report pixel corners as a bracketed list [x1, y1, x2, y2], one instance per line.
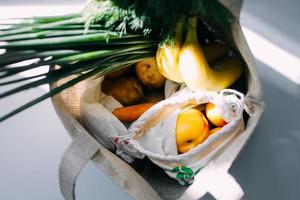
[59, 138, 162, 200]
[59, 139, 100, 200]
[52, 95, 101, 200]
[56, 109, 101, 200]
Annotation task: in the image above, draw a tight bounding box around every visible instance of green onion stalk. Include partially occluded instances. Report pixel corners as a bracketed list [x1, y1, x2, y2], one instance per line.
[0, 0, 233, 121]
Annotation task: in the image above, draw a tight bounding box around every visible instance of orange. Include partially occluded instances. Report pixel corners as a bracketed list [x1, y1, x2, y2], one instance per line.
[176, 106, 209, 153]
[205, 102, 227, 127]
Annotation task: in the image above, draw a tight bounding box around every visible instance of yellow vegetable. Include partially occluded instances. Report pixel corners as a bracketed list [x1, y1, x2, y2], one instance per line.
[156, 19, 184, 82]
[135, 57, 166, 89]
[178, 16, 243, 91]
[102, 76, 143, 106]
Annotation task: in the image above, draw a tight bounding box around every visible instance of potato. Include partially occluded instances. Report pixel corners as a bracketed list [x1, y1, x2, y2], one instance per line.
[105, 67, 130, 79]
[135, 57, 166, 89]
[101, 76, 143, 106]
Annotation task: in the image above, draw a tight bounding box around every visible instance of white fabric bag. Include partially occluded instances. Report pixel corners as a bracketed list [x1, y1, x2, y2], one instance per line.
[125, 89, 245, 184]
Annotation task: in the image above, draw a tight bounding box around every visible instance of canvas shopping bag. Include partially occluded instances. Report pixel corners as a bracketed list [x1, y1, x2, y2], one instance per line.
[51, 0, 264, 199]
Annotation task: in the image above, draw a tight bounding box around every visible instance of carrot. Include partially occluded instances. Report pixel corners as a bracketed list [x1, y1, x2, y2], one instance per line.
[112, 103, 155, 122]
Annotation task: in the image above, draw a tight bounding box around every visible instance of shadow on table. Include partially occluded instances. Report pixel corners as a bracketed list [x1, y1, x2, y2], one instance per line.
[230, 60, 300, 200]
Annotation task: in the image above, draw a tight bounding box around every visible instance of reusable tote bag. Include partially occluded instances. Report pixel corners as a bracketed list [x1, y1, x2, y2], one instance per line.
[51, 0, 264, 199]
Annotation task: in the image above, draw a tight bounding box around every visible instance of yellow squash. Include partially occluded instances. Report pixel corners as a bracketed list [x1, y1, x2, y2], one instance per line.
[178, 16, 243, 91]
[156, 19, 184, 82]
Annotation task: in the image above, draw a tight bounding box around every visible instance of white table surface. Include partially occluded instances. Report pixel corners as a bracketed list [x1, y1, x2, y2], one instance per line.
[0, 0, 300, 199]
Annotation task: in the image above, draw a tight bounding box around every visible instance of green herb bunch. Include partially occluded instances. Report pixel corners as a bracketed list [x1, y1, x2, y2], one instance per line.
[0, 0, 233, 121]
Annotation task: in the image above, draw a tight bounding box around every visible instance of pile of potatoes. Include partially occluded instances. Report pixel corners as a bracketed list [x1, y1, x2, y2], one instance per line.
[102, 57, 166, 107]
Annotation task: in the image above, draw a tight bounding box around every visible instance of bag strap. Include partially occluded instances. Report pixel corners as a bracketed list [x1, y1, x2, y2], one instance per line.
[59, 138, 162, 200]
[52, 95, 101, 200]
[59, 139, 99, 200]
[56, 109, 101, 200]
